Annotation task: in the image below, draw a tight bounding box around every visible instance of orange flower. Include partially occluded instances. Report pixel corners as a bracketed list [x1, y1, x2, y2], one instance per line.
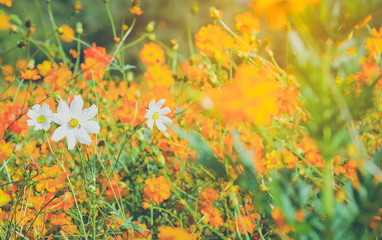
[139, 42, 165, 66]
[81, 57, 106, 81]
[195, 24, 233, 68]
[0, 0, 12, 7]
[2, 64, 15, 82]
[201, 206, 224, 228]
[144, 64, 174, 89]
[0, 139, 13, 162]
[84, 42, 113, 66]
[199, 187, 219, 211]
[0, 12, 10, 30]
[159, 226, 194, 240]
[237, 214, 257, 234]
[354, 62, 382, 88]
[37, 60, 53, 77]
[19, 69, 41, 80]
[44, 64, 73, 89]
[0, 189, 10, 207]
[210, 64, 281, 126]
[252, 0, 318, 29]
[142, 176, 171, 208]
[234, 11, 260, 34]
[130, 6, 143, 15]
[70, 49, 80, 58]
[35, 165, 67, 192]
[59, 24, 75, 43]
[264, 150, 284, 170]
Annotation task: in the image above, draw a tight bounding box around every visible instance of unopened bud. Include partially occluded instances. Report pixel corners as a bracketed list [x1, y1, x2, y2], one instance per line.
[56, 27, 64, 35]
[123, 24, 129, 32]
[191, 4, 198, 15]
[25, 20, 32, 28]
[145, 21, 156, 33]
[113, 37, 121, 44]
[169, 40, 178, 50]
[207, 74, 219, 87]
[73, 1, 83, 13]
[9, 25, 18, 34]
[76, 22, 83, 35]
[147, 33, 156, 41]
[209, 7, 222, 20]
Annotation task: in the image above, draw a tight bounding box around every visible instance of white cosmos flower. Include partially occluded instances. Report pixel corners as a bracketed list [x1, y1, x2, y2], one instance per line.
[27, 103, 53, 131]
[144, 99, 172, 132]
[51, 95, 100, 150]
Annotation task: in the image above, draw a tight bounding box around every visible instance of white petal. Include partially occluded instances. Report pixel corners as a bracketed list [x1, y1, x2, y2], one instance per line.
[155, 99, 166, 110]
[155, 120, 167, 132]
[159, 107, 171, 115]
[57, 100, 71, 118]
[41, 103, 52, 116]
[27, 119, 36, 127]
[66, 128, 77, 150]
[144, 112, 152, 119]
[159, 115, 172, 124]
[52, 113, 69, 126]
[27, 109, 37, 119]
[76, 128, 92, 145]
[31, 104, 42, 114]
[147, 118, 154, 129]
[70, 95, 84, 117]
[148, 99, 156, 110]
[42, 122, 51, 131]
[51, 126, 68, 142]
[81, 120, 100, 134]
[79, 104, 98, 122]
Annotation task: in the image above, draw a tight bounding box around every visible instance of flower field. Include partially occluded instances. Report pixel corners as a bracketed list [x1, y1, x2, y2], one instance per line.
[1, 0, 382, 239]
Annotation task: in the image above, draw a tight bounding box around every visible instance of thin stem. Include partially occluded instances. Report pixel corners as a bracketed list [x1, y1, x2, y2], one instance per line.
[105, 3, 117, 38]
[47, 2, 67, 66]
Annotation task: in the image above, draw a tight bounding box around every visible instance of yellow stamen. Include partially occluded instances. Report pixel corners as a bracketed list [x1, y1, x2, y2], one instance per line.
[37, 115, 46, 123]
[152, 112, 160, 120]
[69, 118, 79, 128]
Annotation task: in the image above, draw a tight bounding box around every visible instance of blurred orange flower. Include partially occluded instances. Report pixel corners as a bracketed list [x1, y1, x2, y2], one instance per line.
[59, 24, 75, 43]
[130, 6, 143, 15]
[252, 0, 318, 29]
[0, 0, 12, 7]
[144, 64, 173, 89]
[142, 176, 171, 208]
[159, 226, 194, 240]
[139, 42, 165, 66]
[234, 11, 260, 34]
[19, 69, 41, 80]
[0, 12, 9, 30]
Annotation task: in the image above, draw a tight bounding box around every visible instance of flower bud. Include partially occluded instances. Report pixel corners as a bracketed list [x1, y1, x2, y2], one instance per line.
[169, 40, 178, 50]
[145, 21, 156, 33]
[209, 7, 222, 20]
[73, 1, 83, 13]
[191, 3, 198, 15]
[76, 22, 83, 35]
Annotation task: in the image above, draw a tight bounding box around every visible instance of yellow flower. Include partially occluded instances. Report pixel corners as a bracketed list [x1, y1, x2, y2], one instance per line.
[58, 24, 75, 43]
[0, 189, 10, 207]
[0, 12, 10, 30]
[0, 0, 12, 7]
[252, 0, 318, 29]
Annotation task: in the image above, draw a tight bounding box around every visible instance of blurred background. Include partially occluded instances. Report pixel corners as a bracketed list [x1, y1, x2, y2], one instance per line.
[0, 0, 247, 68]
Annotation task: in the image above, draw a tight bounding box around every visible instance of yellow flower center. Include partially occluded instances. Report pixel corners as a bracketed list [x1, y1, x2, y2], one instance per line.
[37, 115, 46, 123]
[152, 112, 160, 120]
[69, 118, 79, 128]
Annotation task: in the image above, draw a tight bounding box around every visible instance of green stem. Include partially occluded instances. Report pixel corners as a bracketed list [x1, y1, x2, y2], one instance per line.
[323, 158, 334, 240]
[105, 3, 117, 38]
[47, 2, 67, 66]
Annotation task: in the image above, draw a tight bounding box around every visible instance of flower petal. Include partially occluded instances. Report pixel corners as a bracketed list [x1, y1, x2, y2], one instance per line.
[31, 104, 42, 114]
[155, 99, 166, 110]
[159, 115, 172, 124]
[159, 107, 171, 115]
[155, 120, 167, 132]
[148, 99, 156, 110]
[41, 103, 52, 116]
[27, 109, 37, 119]
[76, 128, 92, 145]
[79, 104, 98, 122]
[147, 118, 154, 129]
[27, 119, 36, 127]
[52, 113, 69, 126]
[66, 128, 77, 150]
[51, 126, 68, 142]
[57, 99, 70, 116]
[81, 120, 100, 134]
[70, 95, 84, 117]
